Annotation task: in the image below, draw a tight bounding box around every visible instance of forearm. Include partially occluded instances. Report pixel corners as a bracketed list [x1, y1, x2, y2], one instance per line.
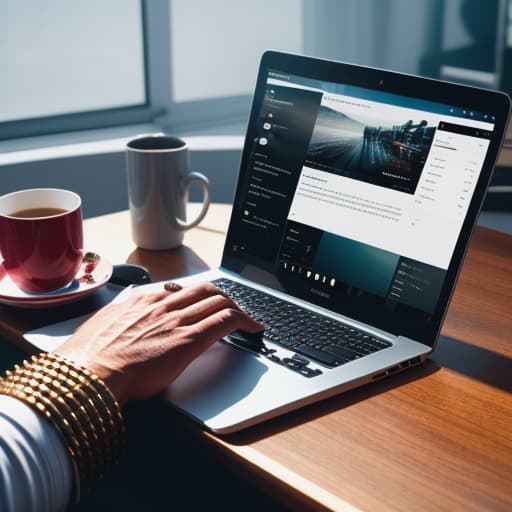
[0, 395, 73, 512]
[0, 352, 125, 510]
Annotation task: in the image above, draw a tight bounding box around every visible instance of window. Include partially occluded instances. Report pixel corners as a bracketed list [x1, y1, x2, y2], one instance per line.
[170, 0, 302, 102]
[1, 0, 145, 121]
[0, 0, 303, 139]
[4, 1, 506, 142]
[160, 0, 303, 131]
[0, 0, 150, 139]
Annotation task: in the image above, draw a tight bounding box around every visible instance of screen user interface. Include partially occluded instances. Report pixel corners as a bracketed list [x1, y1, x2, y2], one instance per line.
[225, 69, 495, 325]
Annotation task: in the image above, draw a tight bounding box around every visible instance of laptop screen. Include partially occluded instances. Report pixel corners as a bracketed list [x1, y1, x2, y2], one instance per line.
[223, 52, 508, 345]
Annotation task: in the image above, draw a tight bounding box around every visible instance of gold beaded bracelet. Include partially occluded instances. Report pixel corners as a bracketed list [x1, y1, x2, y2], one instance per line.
[0, 352, 125, 502]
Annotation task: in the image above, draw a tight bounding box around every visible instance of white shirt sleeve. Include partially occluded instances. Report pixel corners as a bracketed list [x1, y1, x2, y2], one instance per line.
[0, 394, 73, 512]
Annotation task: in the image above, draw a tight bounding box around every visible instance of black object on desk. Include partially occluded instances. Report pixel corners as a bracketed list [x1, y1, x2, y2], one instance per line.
[109, 264, 152, 287]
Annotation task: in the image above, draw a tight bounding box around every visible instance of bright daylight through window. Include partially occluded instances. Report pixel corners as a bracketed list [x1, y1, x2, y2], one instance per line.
[0, 0, 145, 123]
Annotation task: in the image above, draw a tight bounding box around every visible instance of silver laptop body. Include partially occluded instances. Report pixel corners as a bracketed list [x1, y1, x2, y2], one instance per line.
[25, 51, 510, 433]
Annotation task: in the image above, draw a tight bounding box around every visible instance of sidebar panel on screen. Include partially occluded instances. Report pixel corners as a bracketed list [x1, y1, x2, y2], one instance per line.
[228, 83, 322, 269]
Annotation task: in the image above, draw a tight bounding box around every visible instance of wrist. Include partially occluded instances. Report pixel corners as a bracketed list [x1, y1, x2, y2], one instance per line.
[54, 348, 128, 407]
[84, 363, 128, 408]
[0, 352, 125, 499]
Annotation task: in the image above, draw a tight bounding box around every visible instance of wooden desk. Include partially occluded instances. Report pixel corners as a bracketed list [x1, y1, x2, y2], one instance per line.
[1, 204, 511, 511]
[497, 144, 512, 168]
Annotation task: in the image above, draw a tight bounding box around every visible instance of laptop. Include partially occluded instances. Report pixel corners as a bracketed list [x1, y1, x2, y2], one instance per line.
[25, 51, 510, 433]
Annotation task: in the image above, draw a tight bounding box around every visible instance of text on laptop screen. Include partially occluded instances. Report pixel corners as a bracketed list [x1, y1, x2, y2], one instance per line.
[225, 69, 495, 324]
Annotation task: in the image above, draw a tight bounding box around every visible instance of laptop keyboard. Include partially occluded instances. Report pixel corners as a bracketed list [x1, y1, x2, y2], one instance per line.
[213, 278, 392, 375]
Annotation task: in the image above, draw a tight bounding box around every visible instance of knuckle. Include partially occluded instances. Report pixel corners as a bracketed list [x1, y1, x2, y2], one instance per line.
[214, 294, 233, 308]
[191, 281, 216, 296]
[135, 291, 162, 305]
[130, 293, 146, 305]
[170, 311, 185, 326]
[203, 281, 221, 295]
[217, 307, 239, 325]
[185, 323, 203, 340]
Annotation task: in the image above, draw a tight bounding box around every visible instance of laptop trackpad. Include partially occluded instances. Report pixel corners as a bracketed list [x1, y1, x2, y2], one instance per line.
[164, 341, 271, 424]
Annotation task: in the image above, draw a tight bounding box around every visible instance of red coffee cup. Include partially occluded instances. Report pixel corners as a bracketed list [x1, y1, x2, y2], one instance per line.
[0, 188, 83, 293]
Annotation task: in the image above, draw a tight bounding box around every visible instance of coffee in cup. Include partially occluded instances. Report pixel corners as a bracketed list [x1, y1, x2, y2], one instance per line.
[0, 188, 83, 293]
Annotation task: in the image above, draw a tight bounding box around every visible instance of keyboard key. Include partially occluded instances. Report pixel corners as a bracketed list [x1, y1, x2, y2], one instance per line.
[324, 344, 360, 361]
[294, 344, 340, 366]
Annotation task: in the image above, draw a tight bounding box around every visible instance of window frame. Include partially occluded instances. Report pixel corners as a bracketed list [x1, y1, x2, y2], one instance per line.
[0, 0, 255, 141]
[154, 0, 268, 133]
[0, 0, 159, 141]
[0, 0, 304, 142]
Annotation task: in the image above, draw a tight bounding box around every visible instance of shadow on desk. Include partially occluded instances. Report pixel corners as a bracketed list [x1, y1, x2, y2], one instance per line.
[70, 397, 292, 512]
[431, 334, 512, 393]
[126, 246, 210, 282]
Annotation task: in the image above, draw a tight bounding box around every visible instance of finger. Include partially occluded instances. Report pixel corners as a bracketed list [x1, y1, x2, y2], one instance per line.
[175, 294, 243, 326]
[151, 281, 231, 314]
[188, 307, 264, 352]
[130, 289, 172, 305]
[126, 282, 184, 310]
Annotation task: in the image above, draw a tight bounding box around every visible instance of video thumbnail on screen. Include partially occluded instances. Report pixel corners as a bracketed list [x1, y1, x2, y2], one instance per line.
[305, 105, 436, 193]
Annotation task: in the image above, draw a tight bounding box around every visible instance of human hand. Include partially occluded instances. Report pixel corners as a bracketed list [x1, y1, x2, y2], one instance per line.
[55, 282, 263, 407]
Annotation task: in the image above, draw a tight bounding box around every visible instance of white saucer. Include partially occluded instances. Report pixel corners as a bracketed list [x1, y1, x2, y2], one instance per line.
[0, 253, 113, 309]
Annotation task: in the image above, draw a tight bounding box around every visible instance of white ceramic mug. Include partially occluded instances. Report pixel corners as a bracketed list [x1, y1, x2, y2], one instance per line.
[126, 134, 211, 250]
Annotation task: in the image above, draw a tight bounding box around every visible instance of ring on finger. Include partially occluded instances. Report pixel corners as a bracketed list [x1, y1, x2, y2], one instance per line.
[164, 282, 182, 292]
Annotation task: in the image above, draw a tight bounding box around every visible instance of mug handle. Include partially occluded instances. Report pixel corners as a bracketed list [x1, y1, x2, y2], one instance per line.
[177, 172, 211, 230]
